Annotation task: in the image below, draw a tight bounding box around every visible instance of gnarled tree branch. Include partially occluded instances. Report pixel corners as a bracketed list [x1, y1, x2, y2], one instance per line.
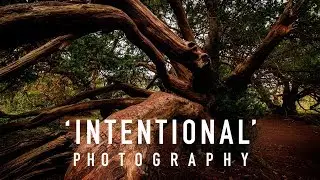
[204, 0, 220, 72]
[94, 0, 209, 72]
[0, 2, 201, 101]
[226, 0, 305, 88]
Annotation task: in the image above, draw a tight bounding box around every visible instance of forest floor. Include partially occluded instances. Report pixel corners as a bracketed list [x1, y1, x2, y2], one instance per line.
[155, 115, 320, 179]
[251, 116, 320, 179]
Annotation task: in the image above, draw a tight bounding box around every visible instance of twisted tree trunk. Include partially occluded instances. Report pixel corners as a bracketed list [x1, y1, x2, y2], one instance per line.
[0, 0, 305, 179]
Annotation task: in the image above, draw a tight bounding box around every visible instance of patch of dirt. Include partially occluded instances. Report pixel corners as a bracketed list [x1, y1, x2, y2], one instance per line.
[153, 116, 320, 179]
[253, 116, 320, 179]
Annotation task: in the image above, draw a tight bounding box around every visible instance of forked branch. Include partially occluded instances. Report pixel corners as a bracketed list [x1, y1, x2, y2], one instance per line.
[226, 0, 305, 88]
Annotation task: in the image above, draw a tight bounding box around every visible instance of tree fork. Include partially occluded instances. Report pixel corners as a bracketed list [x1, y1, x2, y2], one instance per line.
[226, 0, 305, 88]
[94, 0, 209, 72]
[0, 2, 207, 101]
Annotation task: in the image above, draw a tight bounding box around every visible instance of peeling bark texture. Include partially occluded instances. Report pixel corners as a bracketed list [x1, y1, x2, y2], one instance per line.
[167, 0, 195, 42]
[170, 61, 193, 83]
[65, 92, 208, 180]
[0, 98, 146, 135]
[0, 133, 74, 180]
[0, 34, 73, 81]
[226, 0, 305, 88]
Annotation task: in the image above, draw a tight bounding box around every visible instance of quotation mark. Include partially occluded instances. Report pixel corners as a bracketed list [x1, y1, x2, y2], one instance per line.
[65, 120, 70, 127]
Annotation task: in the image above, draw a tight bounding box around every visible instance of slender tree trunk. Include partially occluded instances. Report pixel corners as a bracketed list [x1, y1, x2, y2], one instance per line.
[282, 81, 299, 115]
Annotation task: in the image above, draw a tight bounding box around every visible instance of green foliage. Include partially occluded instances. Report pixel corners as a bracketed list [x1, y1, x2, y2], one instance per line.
[54, 31, 148, 89]
[215, 87, 268, 120]
[0, 74, 75, 114]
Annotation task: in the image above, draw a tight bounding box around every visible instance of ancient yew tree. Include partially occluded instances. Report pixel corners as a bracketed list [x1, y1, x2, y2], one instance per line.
[0, 0, 316, 179]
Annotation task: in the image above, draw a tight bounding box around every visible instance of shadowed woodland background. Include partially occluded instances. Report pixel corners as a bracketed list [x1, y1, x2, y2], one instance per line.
[0, 0, 319, 179]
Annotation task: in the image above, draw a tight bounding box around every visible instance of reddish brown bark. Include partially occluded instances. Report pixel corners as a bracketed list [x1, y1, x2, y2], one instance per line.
[65, 92, 209, 180]
[204, 0, 220, 70]
[0, 2, 208, 101]
[167, 0, 195, 42]
[0, 131, 66, 164]
[94, 0, 209, 72]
